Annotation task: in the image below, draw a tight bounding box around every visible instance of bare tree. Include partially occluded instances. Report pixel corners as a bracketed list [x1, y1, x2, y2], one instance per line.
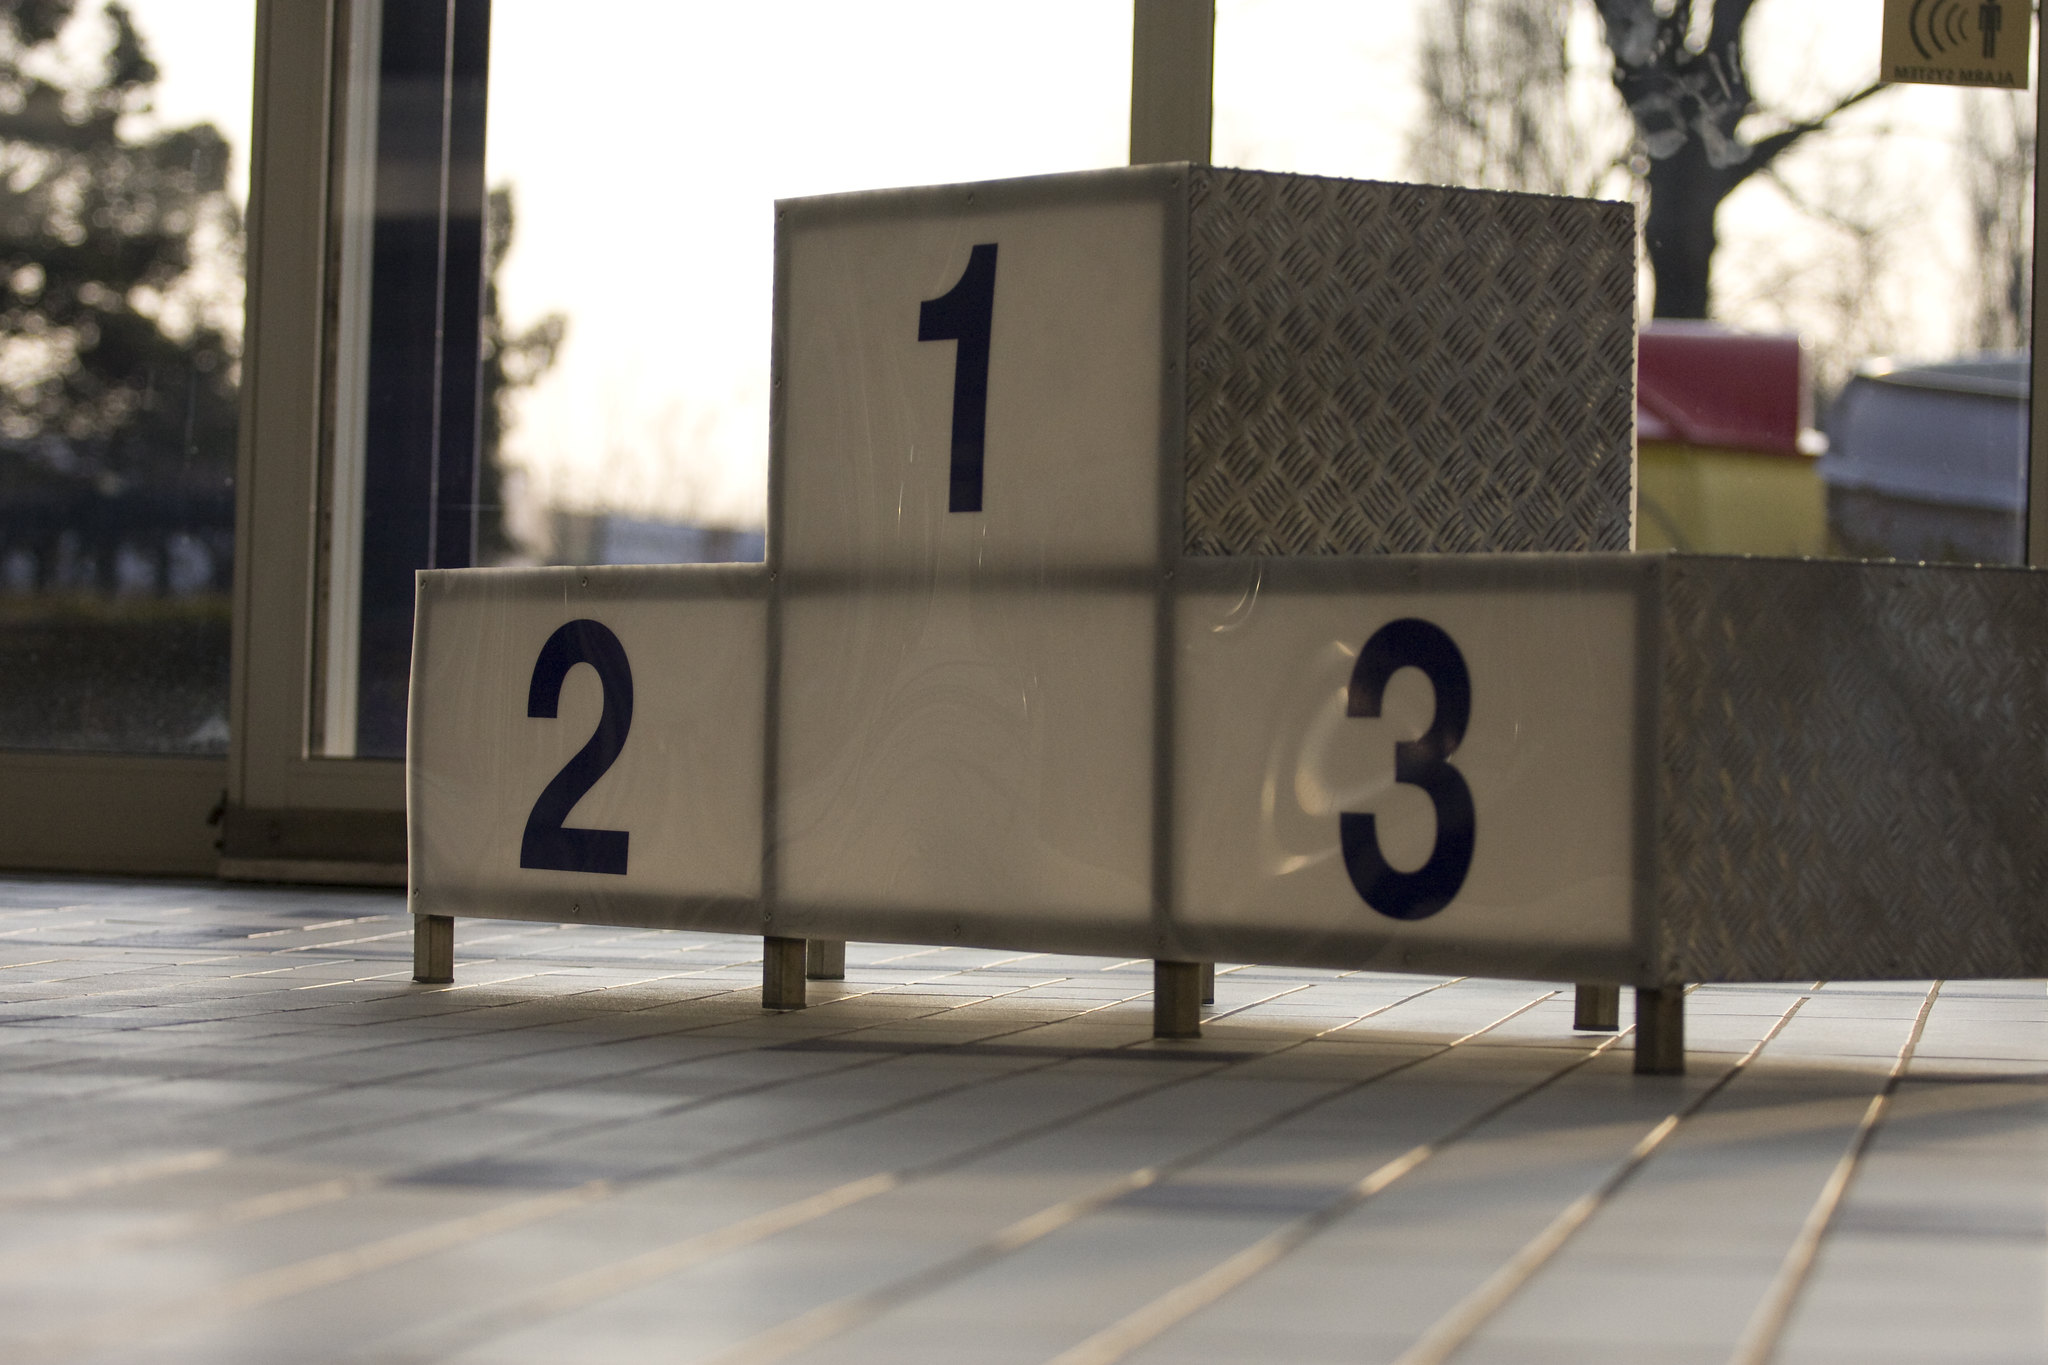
[1959, 88, 2033, 353]
[478, 186, 564, 560]
[1592, 0, 1888, 319]
[1724, 151, 1915, 405]
[1410, 0, 1624, 197]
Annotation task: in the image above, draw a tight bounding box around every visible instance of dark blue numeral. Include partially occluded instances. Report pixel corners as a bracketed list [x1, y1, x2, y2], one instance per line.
[917, 242, 997, 513]
[1341, 618, 1475, 921]
[520, 619, 632, 875]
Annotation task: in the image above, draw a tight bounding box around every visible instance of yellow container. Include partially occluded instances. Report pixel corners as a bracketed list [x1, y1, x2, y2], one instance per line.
[1635, 440, 1825, 556]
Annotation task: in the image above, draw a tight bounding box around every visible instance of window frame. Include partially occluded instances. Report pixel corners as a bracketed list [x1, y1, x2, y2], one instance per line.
[222, 0, 407, 878]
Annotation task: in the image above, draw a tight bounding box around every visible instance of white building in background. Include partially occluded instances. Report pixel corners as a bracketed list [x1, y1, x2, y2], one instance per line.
[548, 510, 765, 567]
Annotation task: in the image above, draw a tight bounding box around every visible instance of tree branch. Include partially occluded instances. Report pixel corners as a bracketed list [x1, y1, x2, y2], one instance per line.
[1729, 79, 1891, 191]
[1705, 0, 1762, 55]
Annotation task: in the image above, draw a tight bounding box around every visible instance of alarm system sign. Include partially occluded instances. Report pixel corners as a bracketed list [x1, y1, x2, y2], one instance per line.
[1882, 0, 2032, 87]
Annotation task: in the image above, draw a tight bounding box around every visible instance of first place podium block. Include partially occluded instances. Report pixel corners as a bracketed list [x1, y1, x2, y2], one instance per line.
[775, 162, 1635, 575]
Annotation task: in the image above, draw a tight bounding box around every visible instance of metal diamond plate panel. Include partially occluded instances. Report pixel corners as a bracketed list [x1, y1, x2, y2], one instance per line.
[1182, 168, 1637, 557]
[1652, 557, 2048, 984]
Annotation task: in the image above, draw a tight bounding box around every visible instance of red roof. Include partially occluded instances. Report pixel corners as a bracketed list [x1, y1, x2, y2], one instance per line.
[1637, 324, 1808, 457]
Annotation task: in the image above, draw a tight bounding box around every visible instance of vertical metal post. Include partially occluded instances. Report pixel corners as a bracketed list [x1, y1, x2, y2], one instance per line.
[1135, 4, 1216, 1007]
[1574, 983, 1620, 1031]
[1634, 986, 1685, 1075]
[1154, 960, 1203, 1039]
[2030, 12, 2047, 567]
[1130, 0, 1215, 164]
[806, 938, 846, 980]
[413, 914, 453, 983]
[762, 936, 807, 1010]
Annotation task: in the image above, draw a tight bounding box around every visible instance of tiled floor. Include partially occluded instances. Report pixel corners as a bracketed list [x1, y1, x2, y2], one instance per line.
[0, 877, 2041, 1364]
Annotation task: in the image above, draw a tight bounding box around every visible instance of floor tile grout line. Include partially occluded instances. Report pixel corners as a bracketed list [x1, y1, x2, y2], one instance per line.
[696, 989, 1572, 1365]
[0, 958, 1012, 1106]
[0, 1147, 233, 1211]
[1389, 990, 1813, 1365]
[1199, 981, 1319, 1023]
[342, 976, 1481, 1365]
[0, 920, 708, 1000]
[12, 1182, 624, 1365]
[0, 949, 1019, 1123]
[227, 975, 1100, 1161]
[0, 967, 1073, 1171]
[0, 967, 1163, 1264]
[0, 971, 787, 1137]
[0, 978, 1105, 1285]
[1725, 979, 1946, 1365]
[221, 964, 1137, 1152]
[3, 981, 1198, 1363]
[2, 937, 1052, 1021]
[0, 945, 1047, 1125]
[0, 955, 1301, 1097]
[0, 1173, 374, 1279]
[4, 951, 270, 988]
[1040, 1009, 1647, 1365]
[0, 940, 1351, 1115]
[7, 973, 1475, 1362]
[4, 933, 1531, 1284]
[243, 915, 403, 939]
[0, 978, 1089, 1271]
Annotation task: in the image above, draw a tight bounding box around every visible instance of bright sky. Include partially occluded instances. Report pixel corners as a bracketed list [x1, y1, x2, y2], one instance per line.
[481, 1, 1429, 528]
[103, 1, 2030, 533]
[482, 2, 1135, 528]
[106, 2, 256, 203]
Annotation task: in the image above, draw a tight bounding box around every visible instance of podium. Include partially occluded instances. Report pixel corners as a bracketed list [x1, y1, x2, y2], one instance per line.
[408, 166, 2048, 1076]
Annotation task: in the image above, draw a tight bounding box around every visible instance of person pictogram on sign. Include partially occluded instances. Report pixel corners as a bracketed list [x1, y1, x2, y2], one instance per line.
[1981, 0, 2003, 59]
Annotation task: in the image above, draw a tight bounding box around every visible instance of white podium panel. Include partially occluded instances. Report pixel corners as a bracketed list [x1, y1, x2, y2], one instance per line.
[410, 567, 767, 928]
[777, 588, 1153, 940]
[1176, 582, 1639, 978]
[779, 178, 1169, 576]
[412, 551, 2048, 992]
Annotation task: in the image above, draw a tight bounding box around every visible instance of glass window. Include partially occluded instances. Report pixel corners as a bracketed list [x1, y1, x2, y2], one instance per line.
[479, 4, 1131, 560]
[312, 1, 1133, 760]
[318, 0, 490, 759]
[0, 1, 253, 753]
[1215, 0, 2033, 565]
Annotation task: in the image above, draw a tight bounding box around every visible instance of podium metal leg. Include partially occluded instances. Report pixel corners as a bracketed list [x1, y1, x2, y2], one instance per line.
[805, 938, 846, 980]
[1574, 983, 1620, 1031]
[1154, 960, 1202, 1040]
[1635, 986, 1685, 1075]
[412, 915, 452, 984]
[763, 936, 807, 1010]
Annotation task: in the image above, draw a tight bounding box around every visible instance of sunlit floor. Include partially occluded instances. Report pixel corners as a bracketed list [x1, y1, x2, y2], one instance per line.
[0, 878, 2041, 1365]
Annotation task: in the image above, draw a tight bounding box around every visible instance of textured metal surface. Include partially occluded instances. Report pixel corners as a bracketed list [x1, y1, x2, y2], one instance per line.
[1182, 168, 1637, 557]
[1653, 556, 2048, 983]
